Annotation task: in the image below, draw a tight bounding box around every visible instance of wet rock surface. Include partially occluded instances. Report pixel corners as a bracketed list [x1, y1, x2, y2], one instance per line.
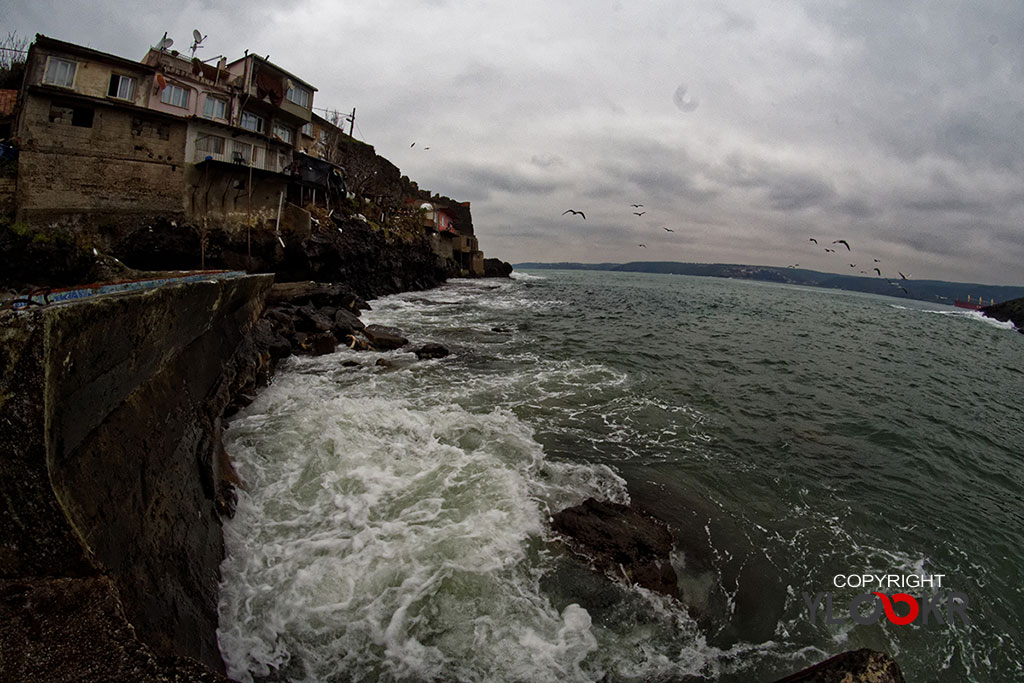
[981, 296, 1024, 333]
[551, 497, 679, 598]
[363, 324, 409, 351]
[772, 648, 906, 682]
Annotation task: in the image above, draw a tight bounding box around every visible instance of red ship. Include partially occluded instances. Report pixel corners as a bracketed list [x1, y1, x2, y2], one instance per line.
[954, 295, 992, 310]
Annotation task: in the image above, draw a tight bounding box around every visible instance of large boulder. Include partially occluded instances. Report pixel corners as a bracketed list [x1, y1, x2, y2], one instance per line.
[772, 649, 905, 682]
[551, 498, 678, 598]
[981, 296, 1024, 333]
[363, 324, 408, 351]
[483, 258, 514, 278]
[414, 342, 450, 360]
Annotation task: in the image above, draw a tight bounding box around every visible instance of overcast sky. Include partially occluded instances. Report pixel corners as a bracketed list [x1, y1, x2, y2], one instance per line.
[7, 1, 1024, 284]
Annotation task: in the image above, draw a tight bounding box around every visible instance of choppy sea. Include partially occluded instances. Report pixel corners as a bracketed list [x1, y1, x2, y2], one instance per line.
[217, 269, 1024, 682]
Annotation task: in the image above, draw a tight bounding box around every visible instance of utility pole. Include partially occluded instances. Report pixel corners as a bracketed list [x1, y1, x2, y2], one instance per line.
[348, 108, 355, 137]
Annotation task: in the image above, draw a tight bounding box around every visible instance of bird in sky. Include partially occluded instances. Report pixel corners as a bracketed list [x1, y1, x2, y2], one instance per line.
[850, 264, 857, 268]
[873, 267, 882, 276]
[824, 248, 835, 253]
[562, 209, 586, 219]
[873, 258, 881, 262]
[631, 204, 644, 208]
[634, 211, 646, 216]
[638, 243, 648, 248]
[809, 238, 818, 244]
[410, 142, 415, 147]
[833, 239, 851, 251]
[663, 227, 674, 232]
[899, 271, 910, 280]
[787, 264, 799, 268]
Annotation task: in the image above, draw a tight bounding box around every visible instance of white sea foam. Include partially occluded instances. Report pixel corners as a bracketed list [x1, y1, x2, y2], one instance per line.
[217, 368, 639, 682]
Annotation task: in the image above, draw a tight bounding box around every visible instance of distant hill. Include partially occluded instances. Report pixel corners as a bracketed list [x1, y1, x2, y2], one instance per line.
[513, 261, 1024, 306]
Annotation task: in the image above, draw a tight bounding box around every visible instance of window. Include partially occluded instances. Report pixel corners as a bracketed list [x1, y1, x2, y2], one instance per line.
[240, 111, 264, 134]
[48, 102, 93, 127]
[272, 123, 294, 145]
[301, 122, 313, 137]
[232, 141, 252, 165]
[285, 84, 311, 108]
[202, 96, 227, 120]
[43, 57, 77, 88]
[107, 74, 136, 101]
[160, 83, 189, 109]
[319, 129, 329, 144]
[197, 134, 225, 155]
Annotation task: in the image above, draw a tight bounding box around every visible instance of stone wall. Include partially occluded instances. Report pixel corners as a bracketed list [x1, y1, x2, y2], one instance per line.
[15, 90, 187, 227]
[0, 273, 273, 675]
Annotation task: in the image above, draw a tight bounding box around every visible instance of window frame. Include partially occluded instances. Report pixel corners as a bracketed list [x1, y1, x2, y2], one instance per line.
[107, 73, 136, 101]
[272, 122, 294, 145]
[202, 95, 228, 121]
[43, 56, 78, 88]
[160, 83, 190, 109]
[285, 84, 311, 108]
[240, 111, 265, 134]
[196, 134, 226, 155]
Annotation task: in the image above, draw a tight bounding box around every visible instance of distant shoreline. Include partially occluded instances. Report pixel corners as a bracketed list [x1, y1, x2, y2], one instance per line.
[514, 261, 1024, 307]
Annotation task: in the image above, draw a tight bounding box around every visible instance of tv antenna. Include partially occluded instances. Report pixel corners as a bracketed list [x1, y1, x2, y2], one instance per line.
[156, 32, 174, 52]
[190, 29, 206, 58]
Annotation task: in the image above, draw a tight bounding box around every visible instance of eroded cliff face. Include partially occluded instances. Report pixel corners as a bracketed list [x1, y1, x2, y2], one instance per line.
[0, 274, 272, 679]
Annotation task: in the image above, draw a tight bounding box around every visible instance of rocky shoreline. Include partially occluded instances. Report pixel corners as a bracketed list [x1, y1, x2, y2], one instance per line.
[1, 271, 903, 682]
[981, 296, 1024, 333]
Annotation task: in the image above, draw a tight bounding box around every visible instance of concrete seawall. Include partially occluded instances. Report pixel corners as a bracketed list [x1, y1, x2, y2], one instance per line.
[0, 273, 272, 679]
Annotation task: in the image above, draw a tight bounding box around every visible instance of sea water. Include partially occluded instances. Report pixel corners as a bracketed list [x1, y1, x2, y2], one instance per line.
[217, 269, 1023, 682]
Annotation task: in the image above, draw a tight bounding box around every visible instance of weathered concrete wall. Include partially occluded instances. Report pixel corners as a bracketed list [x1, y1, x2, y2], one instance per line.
[0, 176, 15, 215]
[0, 273, 272, 676]
[16, 91, 187, 225]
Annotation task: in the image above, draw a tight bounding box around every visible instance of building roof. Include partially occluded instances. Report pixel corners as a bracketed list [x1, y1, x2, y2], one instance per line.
[32, 34, 156, 75]
[226, 53, 317, 92]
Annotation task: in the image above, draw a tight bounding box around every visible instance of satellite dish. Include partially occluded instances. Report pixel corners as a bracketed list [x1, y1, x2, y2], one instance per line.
[156, 32, 173, 51]
[189, 29, 206, 58]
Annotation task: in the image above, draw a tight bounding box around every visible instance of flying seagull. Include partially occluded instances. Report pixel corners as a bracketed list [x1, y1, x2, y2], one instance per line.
[562, 209, 586, 219]
[850, 263, 856, 268]
[663, 227, 674, 232]
[873, 258, 880, 262]
[633, 211, 646, 216]
[809, 238, 818, 244]
[873, 267, 882, 276]
[899, 271, 910, 280]
[631, 204, 644, 208]
[410, 142, 415, 147]
[824, 248, 835, 253]
[787, 264, 799, 268]
[638, 243, 648, 248]
[832, 239, 851, 251]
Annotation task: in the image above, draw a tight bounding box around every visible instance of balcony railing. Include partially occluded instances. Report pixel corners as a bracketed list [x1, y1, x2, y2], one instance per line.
[193, 145, 290, 174]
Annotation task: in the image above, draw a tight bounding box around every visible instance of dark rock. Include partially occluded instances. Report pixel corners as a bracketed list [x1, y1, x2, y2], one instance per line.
[0, 576, 231, 682]
[772, 648, 905, 682]
[483, 258, 514, 278]
[263, 306, 297, 332]
[342, 333, 372, 351]
[332, 308, 365, 339]
[414, 342, 450, 360]
[981, 296, 1024, 333]
[302, 331, 338, 356]
[363, 324, 408, 351]
[295, 304, 333, 333]
[551, 498, 678, 598]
